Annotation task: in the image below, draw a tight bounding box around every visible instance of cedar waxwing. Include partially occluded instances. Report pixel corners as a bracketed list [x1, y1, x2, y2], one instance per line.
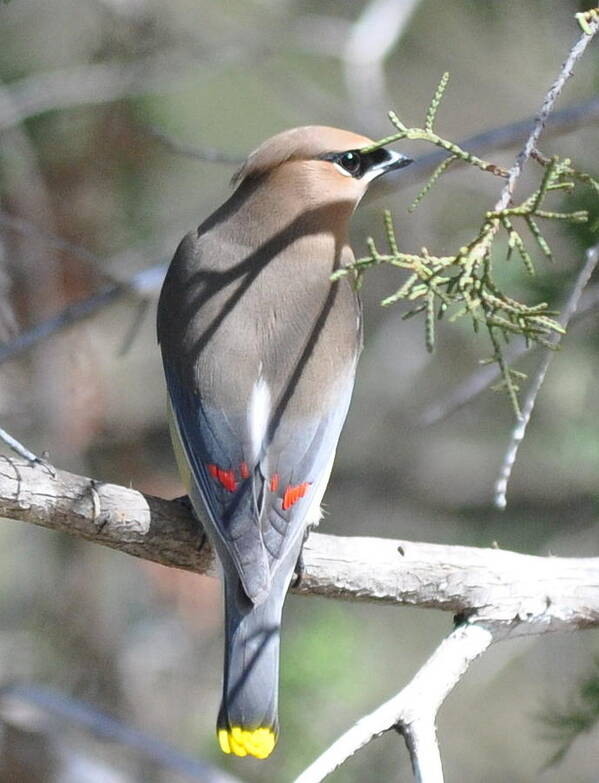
[157, 126, 412, 759]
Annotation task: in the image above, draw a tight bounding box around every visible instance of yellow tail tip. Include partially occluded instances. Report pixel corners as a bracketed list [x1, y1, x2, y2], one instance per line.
[218, 727, 276, 759]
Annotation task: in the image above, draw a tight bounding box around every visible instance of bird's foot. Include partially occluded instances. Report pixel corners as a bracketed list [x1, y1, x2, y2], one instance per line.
[292, 524, 316, 589]
[173, 494, 193, 511]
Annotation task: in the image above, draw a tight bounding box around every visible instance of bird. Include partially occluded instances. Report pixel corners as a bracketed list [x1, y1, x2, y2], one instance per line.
[157, 126, 412, 760]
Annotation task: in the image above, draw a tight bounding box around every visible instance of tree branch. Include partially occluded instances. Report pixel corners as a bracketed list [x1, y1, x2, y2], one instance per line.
[0, 458, 598, 634]
[293, 625, 493, 783]
[0, 427, 43, 464]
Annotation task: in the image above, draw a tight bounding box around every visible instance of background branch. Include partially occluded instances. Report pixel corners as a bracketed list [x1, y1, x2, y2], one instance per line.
[0, 220, 169, 366]
[0, 684, 244, 783]
[145, 126, 244, 165]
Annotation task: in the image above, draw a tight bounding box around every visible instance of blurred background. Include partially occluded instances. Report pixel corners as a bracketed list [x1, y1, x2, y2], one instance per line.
[0, 0, 598, 780]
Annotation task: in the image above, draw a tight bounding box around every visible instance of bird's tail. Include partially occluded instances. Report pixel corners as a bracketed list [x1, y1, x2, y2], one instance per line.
[217, 575, 285, 760]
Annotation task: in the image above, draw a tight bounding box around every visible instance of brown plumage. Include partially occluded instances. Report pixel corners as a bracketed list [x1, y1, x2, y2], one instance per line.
[157, 126, 412, 759]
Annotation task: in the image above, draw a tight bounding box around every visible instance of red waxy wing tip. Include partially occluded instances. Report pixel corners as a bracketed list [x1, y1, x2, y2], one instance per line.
[282, 481, 310, 510]
[207, 464, 238, 492]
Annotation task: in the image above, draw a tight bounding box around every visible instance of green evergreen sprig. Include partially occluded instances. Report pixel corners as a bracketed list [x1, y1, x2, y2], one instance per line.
[335, 74, 596, 416]
[360, 73, 509, 185]
[576, 7, 599, 34]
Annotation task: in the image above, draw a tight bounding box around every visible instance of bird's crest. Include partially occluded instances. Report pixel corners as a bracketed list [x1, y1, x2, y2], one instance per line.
[232, 125, 373, 186]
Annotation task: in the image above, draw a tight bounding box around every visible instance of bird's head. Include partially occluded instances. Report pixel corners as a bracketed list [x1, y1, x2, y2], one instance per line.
[232, 126, 412, 209]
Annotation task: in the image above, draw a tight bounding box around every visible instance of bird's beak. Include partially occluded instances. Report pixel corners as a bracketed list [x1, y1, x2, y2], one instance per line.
[371, 149, 413, 179]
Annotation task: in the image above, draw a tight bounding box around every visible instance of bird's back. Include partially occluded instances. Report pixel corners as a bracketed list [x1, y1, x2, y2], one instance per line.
[158, 186, 361, 600]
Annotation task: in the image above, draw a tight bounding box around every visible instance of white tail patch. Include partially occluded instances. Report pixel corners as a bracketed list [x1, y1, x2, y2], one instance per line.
[249, 377, 271, 460]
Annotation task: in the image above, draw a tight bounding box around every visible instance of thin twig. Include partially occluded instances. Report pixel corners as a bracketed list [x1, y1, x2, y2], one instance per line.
[495, 17, 599, 213]
[0, 426, 41, 463]
[459, 16, 599, 343]
[400, 719, 444, 783]
[413, 21, 599, 432]
[359, 19, 597, 424]
[420, 15, 599, 501]
[494, 242, 599, 508]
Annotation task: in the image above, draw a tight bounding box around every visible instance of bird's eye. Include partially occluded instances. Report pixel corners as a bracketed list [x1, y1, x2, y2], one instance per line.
[339, 151, 362, 176]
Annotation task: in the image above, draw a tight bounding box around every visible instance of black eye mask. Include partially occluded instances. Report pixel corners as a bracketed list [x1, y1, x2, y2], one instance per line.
[318, 148, 393, 179]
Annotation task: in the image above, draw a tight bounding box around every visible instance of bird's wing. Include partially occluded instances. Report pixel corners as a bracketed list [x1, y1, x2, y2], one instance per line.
[256, 387, 355, 570]
[163, 356, 356, 604]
